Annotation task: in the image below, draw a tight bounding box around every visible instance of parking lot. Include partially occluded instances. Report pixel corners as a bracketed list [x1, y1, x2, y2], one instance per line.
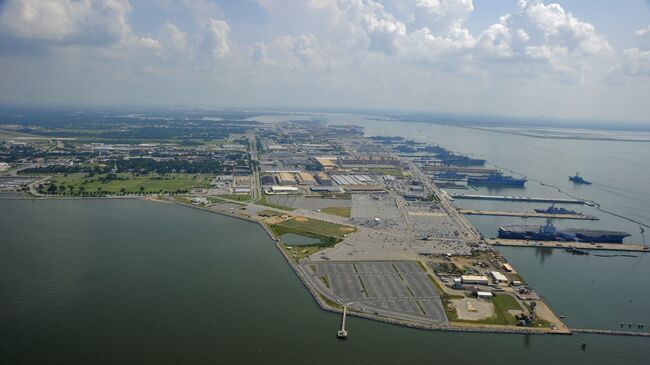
[302, 260, 448, 325]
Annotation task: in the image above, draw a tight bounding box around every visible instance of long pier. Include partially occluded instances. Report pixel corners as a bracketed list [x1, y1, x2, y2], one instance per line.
[458, 209, 598, 220]
[571, 328, 650, 337]
[423, 166, 498, 174]
[486, 239, 649, 253]
[451, 194, 589, 205]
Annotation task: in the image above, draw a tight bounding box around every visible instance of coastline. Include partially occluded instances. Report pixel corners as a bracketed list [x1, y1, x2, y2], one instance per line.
[9, 194, 650, 338]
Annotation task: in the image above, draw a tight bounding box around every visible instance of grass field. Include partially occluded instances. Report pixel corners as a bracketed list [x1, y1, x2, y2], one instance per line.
[281, 217, 355, 238]
[321, 206, 351, 218]
[46, 173, 211, 195]
[270, 217, 356, 261]
[217, 194, 251, 202]
[365, 167, 404, 176]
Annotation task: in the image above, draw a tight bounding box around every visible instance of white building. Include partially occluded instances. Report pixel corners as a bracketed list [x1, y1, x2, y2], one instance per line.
[461, 275, 489, 286]
[477, 291, 493, 299]
[491, 271, 509, 284]
[266, 186, 300, 195]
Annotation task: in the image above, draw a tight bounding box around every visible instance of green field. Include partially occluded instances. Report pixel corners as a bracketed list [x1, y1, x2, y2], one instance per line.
[44, 173, 211, 195]
[269, 216, 356, 261]
[491, 294, 524, 326]
[321, 206, 351, 218]
[217, 194, 251, 202]
[365, 167, 404, 176]
[281, 217, 355, 238]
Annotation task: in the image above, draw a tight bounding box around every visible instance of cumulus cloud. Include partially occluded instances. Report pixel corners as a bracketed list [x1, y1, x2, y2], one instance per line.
[203, 18, 231, 59]
[415, 0, 474, 19]
[620, 48, 650, 76]
[0, 0, 133, 45]
[635, 25, 650, 50]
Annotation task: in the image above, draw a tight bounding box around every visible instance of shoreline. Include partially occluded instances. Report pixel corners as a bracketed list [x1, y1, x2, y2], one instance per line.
[8, 194, 650, 338]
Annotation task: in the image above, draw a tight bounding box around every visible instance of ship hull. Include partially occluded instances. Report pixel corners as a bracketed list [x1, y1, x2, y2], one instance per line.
[498, 226, 630, 243]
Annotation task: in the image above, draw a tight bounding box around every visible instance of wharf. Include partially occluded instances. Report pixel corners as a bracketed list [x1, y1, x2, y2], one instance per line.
[486, 239, 649, 253]
[451, 194, 589, 205]
[458, 209, 598, 220]
[423, 166, 498, 174]
[571, 328, 650, 337]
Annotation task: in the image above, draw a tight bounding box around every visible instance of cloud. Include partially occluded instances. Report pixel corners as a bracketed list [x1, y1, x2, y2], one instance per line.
[203, 18, 231, 59]
[620, 48, 650, 76]
[635, 25, 650, 50]
[415, 0, 474, 19]
[0, 0, 133, 45]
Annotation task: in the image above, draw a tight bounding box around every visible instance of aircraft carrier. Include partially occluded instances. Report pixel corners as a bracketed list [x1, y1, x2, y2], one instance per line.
[498, 221, 630, 243]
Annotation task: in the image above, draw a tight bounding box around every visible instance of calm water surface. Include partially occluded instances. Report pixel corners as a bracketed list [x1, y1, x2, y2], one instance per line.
[1, 199, 649, 364]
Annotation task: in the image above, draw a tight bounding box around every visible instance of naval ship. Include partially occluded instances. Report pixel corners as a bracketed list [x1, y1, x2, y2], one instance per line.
[498, 220, 630, 243]
[534, 204, 577, 215]
[468, 173, 527, 187]
[569, 172, 591, 185]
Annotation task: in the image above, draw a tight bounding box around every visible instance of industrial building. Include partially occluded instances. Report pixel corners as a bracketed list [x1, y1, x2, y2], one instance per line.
[277, 172, 297, 185]
[461, 275, 489, 285]
[266, 186, 300, 194]
[314, 171, 332, 185]
[309, 186, 343, 193]
[314, 157, 337, 170]
[297, 172, 316, 185]
[261, 175, 276, 185]
[491, 271, 508, 284]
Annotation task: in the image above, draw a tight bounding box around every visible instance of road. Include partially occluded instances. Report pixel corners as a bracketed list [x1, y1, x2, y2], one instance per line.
[248, 129, 262, 203]
[403, 159, 480, 241]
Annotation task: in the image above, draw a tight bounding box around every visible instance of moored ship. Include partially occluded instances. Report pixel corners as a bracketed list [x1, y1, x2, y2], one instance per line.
[468, 173, 527, 187]
[498, 220, 630, 243]
[534, 204, 577, 215]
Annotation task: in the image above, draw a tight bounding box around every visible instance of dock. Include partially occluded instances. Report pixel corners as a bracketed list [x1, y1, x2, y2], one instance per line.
[486, 238, 649, 253]
[458, 209, 598, 220]
[423, 166, 498, 174]
[337, 305, 348, 339]
[571, 328, 650, 337]
[450, 194, 589, 205]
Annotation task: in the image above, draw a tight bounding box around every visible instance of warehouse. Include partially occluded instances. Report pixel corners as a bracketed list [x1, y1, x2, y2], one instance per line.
[491, 271, 508, 284]
[297, 172, 316, 185]
[461, 275, 489, 286]
[266, 186, 300, 195]
[277, 172, 297, 185]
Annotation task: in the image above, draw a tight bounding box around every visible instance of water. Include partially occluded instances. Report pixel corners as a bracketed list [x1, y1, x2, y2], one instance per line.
[1, 199, 649, 364]
[326, 115, 650, 242]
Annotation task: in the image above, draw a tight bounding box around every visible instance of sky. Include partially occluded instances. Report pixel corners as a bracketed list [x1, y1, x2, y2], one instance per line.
[0, 0, 649, 122]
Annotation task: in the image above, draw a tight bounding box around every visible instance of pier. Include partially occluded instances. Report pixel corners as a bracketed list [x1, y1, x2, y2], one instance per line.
[486, 239, 649, 253]
[458, 209, 598, 220]
[450, 194, 589, 205]
[571, 328, 650, 337]
[337, 305, 348, 339]
[423, 166, 498, 174]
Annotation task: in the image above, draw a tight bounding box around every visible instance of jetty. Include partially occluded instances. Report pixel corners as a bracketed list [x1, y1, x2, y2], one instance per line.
[458, 209, 598, 220]
[423, 166, 498, 174]
[337, 305, 348, 339]
[572, 328, 650, 337]
[450, 194, 590, 205]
